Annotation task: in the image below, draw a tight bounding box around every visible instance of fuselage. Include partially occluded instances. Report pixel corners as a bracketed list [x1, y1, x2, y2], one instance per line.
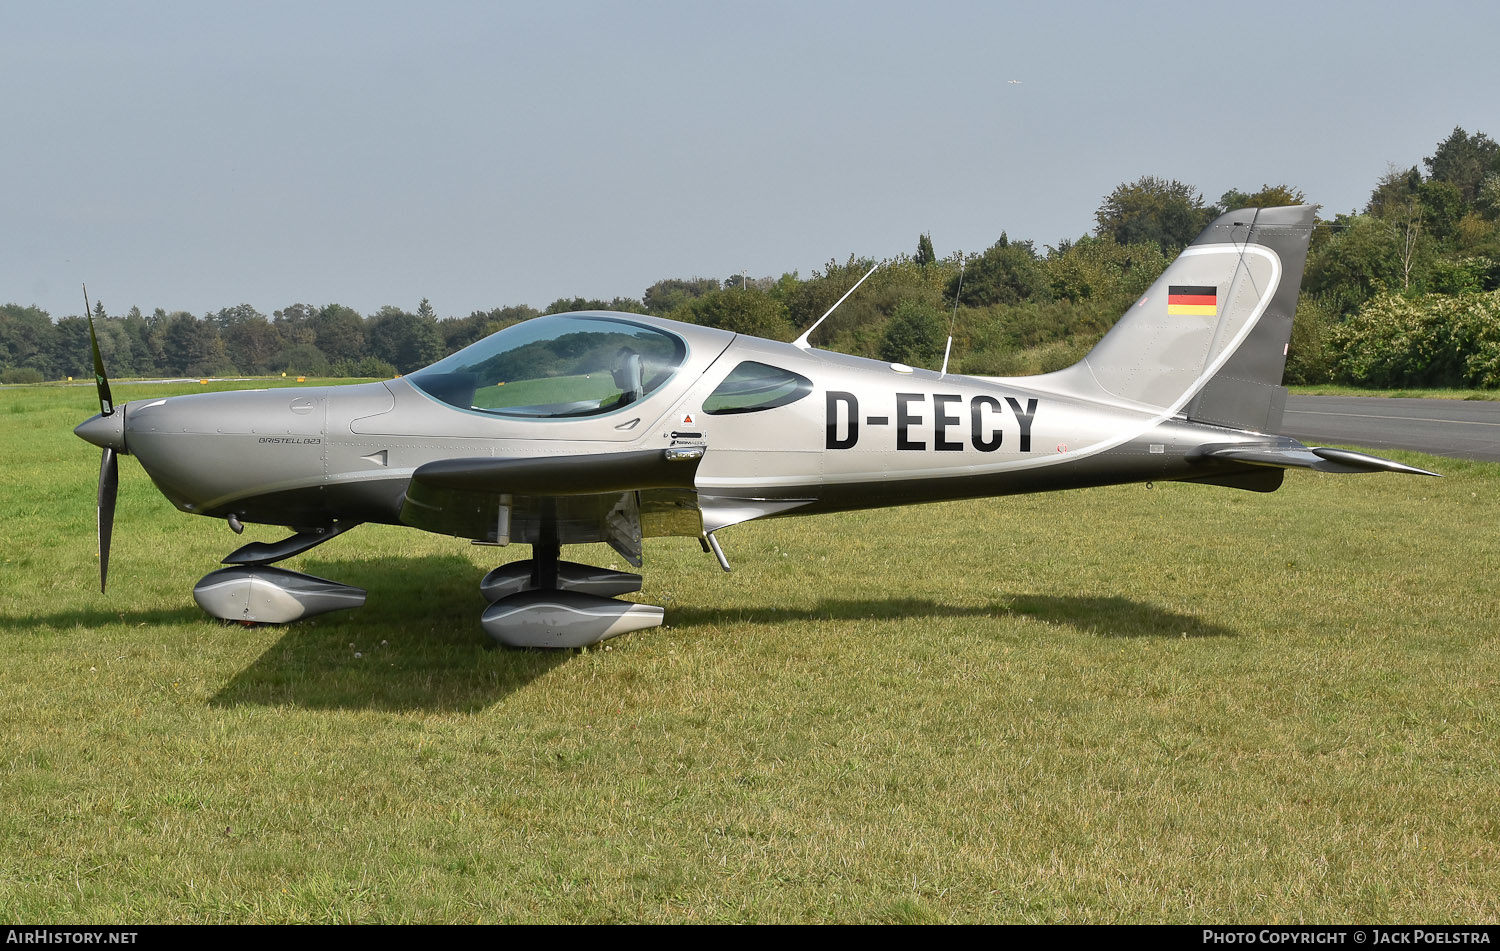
[87, 311, 1275, 542]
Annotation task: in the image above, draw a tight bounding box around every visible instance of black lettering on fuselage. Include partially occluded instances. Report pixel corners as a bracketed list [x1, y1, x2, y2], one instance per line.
[970, 396, 1003, 452]
[1004, 397, 1038, 453]
[824, 391, 1040, 453]
[826, 391, 858, 449]
[932, 395, 962, 451]
[896, 393, 924, 451]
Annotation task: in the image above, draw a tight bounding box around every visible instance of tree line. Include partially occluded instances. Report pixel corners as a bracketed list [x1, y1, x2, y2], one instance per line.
[5, 126, 1499, 388]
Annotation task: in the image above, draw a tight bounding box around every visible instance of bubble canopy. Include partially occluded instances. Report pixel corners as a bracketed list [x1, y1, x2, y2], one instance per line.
[407, 314, 689, 418]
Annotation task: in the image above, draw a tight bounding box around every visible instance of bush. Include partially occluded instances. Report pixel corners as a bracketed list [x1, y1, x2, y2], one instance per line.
[2, 366, 44, 384]
[2, 367, 44, 384]
[1284, 296, 1337, 385]
[1460, 293, 1500, 387]
[1332, 290, 1500, 388]
[273, 343, 332, 378]
[332, 357, 398, 378]
[879, 299, 946, 366]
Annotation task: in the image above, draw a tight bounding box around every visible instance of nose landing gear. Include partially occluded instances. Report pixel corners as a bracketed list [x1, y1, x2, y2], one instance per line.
[193, 522, 365, 624]
[193, 565, 367, 624]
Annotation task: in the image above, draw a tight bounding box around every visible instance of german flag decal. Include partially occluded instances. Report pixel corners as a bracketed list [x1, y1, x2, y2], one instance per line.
[1167, 285, 1217, 316]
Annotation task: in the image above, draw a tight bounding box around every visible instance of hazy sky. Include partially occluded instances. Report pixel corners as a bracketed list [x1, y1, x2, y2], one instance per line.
[4, 0, 1498, 321]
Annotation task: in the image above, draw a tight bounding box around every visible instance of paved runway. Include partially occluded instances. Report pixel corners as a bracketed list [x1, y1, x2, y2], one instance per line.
[1282, 396, 1500, 462]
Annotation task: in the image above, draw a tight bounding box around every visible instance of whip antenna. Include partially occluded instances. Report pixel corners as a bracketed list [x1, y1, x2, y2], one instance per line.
[939, 254, 964, 378]
[792, 262, 879, 350]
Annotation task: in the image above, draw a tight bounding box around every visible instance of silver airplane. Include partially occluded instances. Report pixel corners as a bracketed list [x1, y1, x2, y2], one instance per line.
[75, 205, 1436, 648]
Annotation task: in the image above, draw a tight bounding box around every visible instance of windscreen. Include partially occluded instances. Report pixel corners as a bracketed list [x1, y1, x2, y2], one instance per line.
[408, 315, 687, 418]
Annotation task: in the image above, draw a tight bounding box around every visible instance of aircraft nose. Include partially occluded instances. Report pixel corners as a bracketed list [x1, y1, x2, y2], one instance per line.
[75, 409, 127, 453]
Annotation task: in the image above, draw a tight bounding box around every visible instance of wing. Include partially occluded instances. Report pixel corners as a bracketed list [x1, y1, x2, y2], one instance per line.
[399, 448, 706, 566]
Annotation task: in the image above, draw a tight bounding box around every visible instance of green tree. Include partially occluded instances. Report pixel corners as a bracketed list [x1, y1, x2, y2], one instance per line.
[783, 256, 879, 331]
[1304, 213, 1403, 314]
[442, 306, 539, 352]
[1284, 295, 1336, 385]
[121, 307, 155, 376]
[1364, 167, 1431, 290]
[222, 314, 285, 373]
[367, 306, 444, 373]
[1095, 176, 1209, 252]
[49, 316, 92, 379]
[274, 342, 332, 377]
[879, 299, 946, 366]
[1418, 179, 1464, 244]
[1425, 255, 1497, 295]
[1476, 175, 1500, 221]
[211, 303, 265, 330]
[0, 304, 58, 378]
[159, 312, 231, 376]
[1424, 126, 1500, 204]
[92, 316, 140, 377]
[915, 233, 935, 267]
[272, 304, 318, 347]
[1215, 184, 1307, 213]
[309, 304, 366, 363]
[643, 278, 717, 315]
[669, 288, 793, 339]
[949, 233, 1049, 307]
[543, 296, 646, 315]
[1044, 236, 1168, 304]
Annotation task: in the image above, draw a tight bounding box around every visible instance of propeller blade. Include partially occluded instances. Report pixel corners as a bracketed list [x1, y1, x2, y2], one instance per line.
[84, 284, 114, 417]
[98, 447, 117, 593]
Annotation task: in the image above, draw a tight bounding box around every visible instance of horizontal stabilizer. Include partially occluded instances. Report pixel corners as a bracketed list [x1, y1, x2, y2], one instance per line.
[1192, 442, 1439, 476]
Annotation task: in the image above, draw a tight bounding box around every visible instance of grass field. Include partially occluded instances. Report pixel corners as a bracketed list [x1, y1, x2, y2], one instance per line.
[1, 380, 1497, 923]
[1287, 384, 1500, 401]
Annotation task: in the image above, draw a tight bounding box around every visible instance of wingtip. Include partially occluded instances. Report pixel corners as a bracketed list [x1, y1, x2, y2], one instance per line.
[1309, 447, 1441, 477]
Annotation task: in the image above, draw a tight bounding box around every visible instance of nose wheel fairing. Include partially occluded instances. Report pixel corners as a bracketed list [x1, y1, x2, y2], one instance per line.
[193, 525, 368, 625]
[193, 566, 367, 624]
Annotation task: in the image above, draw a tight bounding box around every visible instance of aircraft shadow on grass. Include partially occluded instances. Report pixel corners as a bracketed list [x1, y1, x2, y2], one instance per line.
[0, 604, 205, 632]
[665, 595, 1238, 640]
[209, 553, 572, 713]
[12, 555, 1234, 713]
[209, 583, 1234, 712]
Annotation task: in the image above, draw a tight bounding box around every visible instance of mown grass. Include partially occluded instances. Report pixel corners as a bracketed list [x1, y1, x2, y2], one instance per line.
[1287, 384, 1500, 401]
[1, 381, 1497, 923]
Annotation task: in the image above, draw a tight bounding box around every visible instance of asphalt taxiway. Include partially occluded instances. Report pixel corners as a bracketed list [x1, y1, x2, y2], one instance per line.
[1282, 396, 1500, 462]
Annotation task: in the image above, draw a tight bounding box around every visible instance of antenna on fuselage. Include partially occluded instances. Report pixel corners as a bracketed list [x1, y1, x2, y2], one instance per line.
[939, 253, 964, 378]
[791, 262, 879, 350]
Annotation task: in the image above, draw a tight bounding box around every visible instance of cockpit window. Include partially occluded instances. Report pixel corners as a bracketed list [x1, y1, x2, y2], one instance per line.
[408, 315, 687, 418]
[702, 361, 813, 415]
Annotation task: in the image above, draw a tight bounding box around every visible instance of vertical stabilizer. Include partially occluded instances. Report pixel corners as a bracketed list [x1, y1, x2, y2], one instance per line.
[1042, 206, 1315, 433]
